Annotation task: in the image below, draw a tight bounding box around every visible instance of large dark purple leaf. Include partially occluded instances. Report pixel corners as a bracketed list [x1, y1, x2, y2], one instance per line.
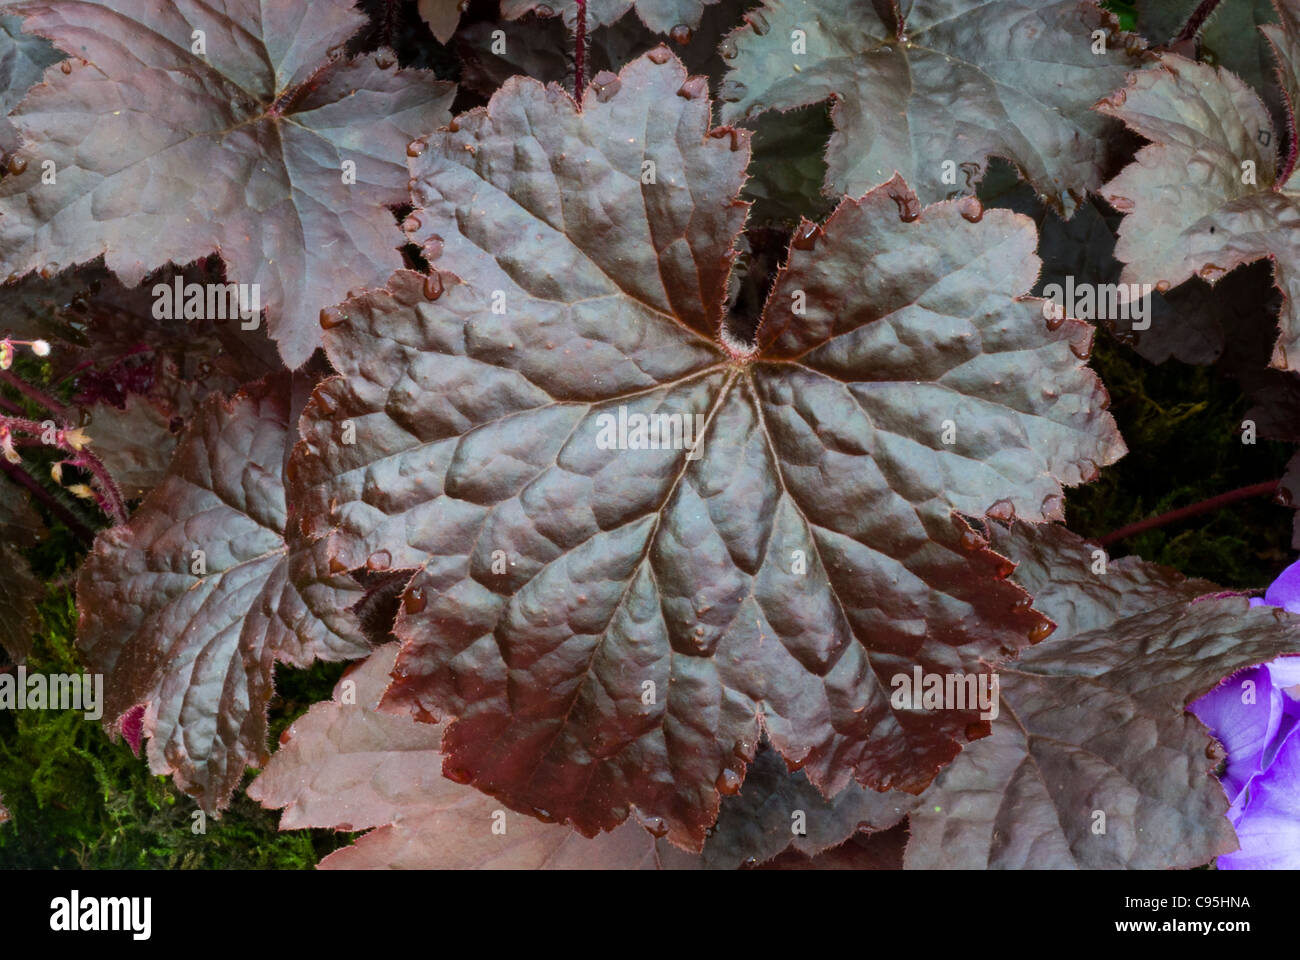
[252, 642, 908, 868]
[1099, 6, 1300, 372]
[906, 521, 1300, 869]
[0, 0, 454, 367]
[76, 374, 369, 812]
[251, 642, 670, 869]
[718, 0, 1146, 212]
[291, 48, 1123, 850]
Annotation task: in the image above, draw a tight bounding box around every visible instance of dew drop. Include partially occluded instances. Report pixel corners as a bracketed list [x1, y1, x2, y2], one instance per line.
[677, 75, 707, 100]
[319, 305, 347, 329]
[715, 768, 743, 795]
[1079, 458, 1100, 482]
[403, 587, 427, 614]
[328, 556, 348, 574]
[375, 51, 396, 70]
[60, 60, 72, 74]
[669, 24, 692, 44]
[641, 815, 669, 838]
[647, 45, 673, 65]
[1040, 493, 1064, 518]
[1277, 486, 1294, 507]
[1154, 279, 1171, 293]
[1198, 262, 1226, 281]
[791, 220, 820, 250]
[444, 765, 473, 784]
[1108, 195, 1134, 213]
[590, 70, 621, 102]
[406, 138, 426, 157]
[423, 234, 445, 261]
[958, 195, 983, 222]
[1044, 306, 1067, 331]
[718, 37, 739, 60]
[402, 214, 421, 233]
[6, 155, 27, 176]
[422, 271, 444, 300]
[366, 549, 392, 571]
[279, 726, 293, 745]
[985, 498, 1015, 521]
[1069, 332, 1094, 361]
[732, 737, 757, 762]
[1028, 620, 1056, 643]
[959, 528, 985, 552]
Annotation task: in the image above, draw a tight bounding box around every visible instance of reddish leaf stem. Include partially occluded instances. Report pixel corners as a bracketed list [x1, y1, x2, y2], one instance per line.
[1096, 480, 1281, 547]
[0, 457, 94, 545]
[574, 0, 587, 103]
[1175, 0, 1223, 43]
[0, 368, 73, 422]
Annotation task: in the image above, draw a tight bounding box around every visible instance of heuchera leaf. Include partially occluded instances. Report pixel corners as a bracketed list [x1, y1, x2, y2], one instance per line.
[717, 0, 1146, 213]
[906, 521, 1300, 869]
[0, 0, 455, 367]
[76, 374, 370, 812]
[503, 0, 725, 34]
[1099, 4, 1300, 372]
[0, 12, 61, 156]
[251, 642, 668, 869]
[291, 49, 1123, 849]
[698, 741, 915, 868]
[252, 642, 907, 868]
[1137, 0, 1283, 128]
[417, 0, 464, 44]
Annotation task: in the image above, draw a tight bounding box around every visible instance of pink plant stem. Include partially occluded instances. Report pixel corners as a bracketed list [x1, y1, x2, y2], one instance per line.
[0, 411, 129, 525]
[1096, 480, 1281, 548]
[0, 368, 74, 422]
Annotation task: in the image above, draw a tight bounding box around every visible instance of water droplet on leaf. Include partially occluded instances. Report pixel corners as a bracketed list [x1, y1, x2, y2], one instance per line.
[590, 70, 621, 102]
[1028, 620, 1055, 643]
[366, 549, 392, 571]
[715, 768, 743, 795]
[669, 24, 692, 44]
[404, 587, 427, 614]
[647, 45, 673, 65]
[422, 272, 444, 300]
[319, 305, 346, 329]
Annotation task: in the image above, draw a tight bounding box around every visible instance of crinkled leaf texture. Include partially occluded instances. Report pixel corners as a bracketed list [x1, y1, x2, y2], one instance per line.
[1100, 4, 1300, 372]
[718, 0, 1145, 212]
[76, 374, 369, 813]
[0, 12, 61, 155]
[251, 642, 665, 869]
[907, 522, 1300, 869]
[291, 48, 1123, 850]
[0, 0, 454, 367]
[252, 642, 907, 868]
[502, 0, 723, 33]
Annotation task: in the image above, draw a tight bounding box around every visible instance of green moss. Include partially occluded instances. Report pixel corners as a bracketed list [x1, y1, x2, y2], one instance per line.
[1066, 336, 1294, 589]
[0, 587, 353, 869]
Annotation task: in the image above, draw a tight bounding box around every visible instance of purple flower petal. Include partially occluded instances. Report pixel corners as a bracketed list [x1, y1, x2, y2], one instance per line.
[1190, 665, 1283, 798]
[1262, 559, 1300, 614]
[1219, 729, 1300, 869]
